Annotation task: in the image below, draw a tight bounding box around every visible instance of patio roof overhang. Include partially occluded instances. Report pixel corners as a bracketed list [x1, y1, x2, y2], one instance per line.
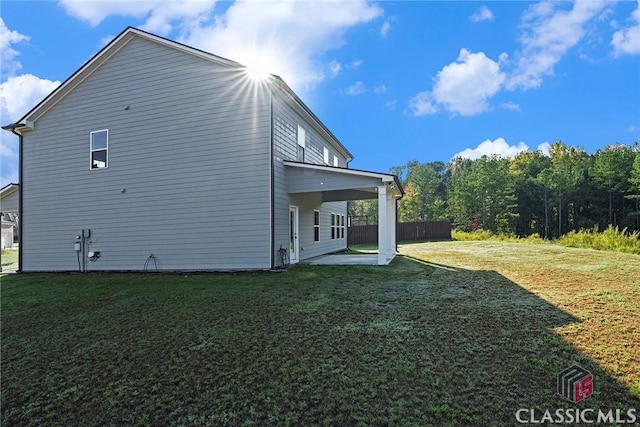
[284, 161, 403, 201]
[284, 161, 403, 266]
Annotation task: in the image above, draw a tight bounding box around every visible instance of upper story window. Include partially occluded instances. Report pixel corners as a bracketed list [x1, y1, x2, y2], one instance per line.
[323, 147, 329, 165]
[297, 125, 306, 162]
[333, 155, 338, 167]
[90, 130, 108, 169]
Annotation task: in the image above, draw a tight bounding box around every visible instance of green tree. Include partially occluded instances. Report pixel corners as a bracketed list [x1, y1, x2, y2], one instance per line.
[348, 200, 378, 224]
[446, 157, 476, 230]
[394, 160, 447, 222]
[469, 155, 518, 233]
[446, 155, 517, 233]
[592, 144, 636, 226]
[626, 147, 640, 229]
[547, 142, 585, 236]
[510, 150, 552, 236]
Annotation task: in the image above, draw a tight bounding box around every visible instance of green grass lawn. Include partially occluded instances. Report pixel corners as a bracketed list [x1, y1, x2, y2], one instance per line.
[1, 249, 18, 271]
[1, 242, 638, 426]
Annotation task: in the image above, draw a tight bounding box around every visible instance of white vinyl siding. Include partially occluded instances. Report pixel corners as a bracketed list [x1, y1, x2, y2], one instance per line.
[271, 92, 349, 264]
[20, 36, 272, 271]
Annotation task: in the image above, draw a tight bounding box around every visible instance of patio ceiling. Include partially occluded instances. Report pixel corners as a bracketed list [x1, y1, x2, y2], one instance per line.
[284, 161, 403, 202]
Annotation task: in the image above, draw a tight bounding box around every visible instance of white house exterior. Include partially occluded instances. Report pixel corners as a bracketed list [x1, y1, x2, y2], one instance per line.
[2, 27, 403, 272]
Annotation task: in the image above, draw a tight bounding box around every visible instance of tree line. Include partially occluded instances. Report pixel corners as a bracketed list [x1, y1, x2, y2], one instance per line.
[349, 141, 640, 238]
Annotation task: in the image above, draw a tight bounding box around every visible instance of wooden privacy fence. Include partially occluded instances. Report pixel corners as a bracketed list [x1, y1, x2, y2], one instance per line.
[348, 221, 451, 245]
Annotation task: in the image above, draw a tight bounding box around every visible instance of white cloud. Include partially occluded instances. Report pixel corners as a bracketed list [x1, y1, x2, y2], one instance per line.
[380, 19, 392, 37]
[537, 142, 551, 156]
[99, 34, 116, 48]
[507, 0, 608, 90]
[374, 84, 387, 95]
[0, 74, 60, 121]
[470, 5, 494, 23]
[1, 74, 61, 187]
[180, 1, 382, 91]
[328, 60, 342, 77]
[500, 102, 521, 111]
[408, 91, 437, 116]
[345, 81, 368, 96]
[453, 138, 553, 160]
[410, 48, 506, 116]
[0, 18, 30, 78]
[59, 1, 381, 91]
[453, 138, 530, 160]
[611, 0, 640, 56]
[58, 0, 217, 35]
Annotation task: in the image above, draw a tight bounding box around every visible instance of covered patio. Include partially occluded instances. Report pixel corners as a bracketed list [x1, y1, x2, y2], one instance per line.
[284, 161, 403, 265]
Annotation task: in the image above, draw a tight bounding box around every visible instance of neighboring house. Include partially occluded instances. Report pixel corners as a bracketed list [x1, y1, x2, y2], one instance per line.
[1, 219, 15, 250]
[0, 183, 19, 214]
[0, 183, 19, 249]
[2, 27, 403, 272]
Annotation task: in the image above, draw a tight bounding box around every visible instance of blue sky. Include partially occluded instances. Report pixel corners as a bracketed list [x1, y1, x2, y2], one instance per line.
[1, 0, 639, 186]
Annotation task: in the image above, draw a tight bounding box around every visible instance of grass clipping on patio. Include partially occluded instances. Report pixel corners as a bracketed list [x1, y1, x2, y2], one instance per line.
[1, 241, 639, 425]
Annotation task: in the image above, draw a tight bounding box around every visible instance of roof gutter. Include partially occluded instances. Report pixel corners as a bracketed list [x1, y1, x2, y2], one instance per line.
[2, 122, 32, 135]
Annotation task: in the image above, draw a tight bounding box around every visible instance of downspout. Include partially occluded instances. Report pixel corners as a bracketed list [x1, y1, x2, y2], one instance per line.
[395, 197, 399, 253]
[395, 179, 404, 254]
[269, 86, 275, 269]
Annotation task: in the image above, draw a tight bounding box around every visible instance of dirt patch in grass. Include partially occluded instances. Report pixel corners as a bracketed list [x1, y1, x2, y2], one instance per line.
[2, 244, 639, 426]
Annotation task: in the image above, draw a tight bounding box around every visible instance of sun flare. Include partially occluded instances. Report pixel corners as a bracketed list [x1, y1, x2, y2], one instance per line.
[242, 51, 280, 82]
[245, 65, 271, 82]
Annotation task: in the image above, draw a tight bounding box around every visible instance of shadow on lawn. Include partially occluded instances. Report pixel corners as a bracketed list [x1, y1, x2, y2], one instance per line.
[400, 255, 639, 424]
[1, 258, 638, 426]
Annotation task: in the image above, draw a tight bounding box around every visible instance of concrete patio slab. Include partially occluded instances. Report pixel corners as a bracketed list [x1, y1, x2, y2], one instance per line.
[302, 254, 380, 266]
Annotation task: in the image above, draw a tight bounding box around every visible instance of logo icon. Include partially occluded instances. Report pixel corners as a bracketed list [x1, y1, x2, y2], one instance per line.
[557, 364, 593, 403]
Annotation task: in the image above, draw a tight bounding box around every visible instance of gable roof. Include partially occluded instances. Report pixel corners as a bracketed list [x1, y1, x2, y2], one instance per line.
[2, 26, 353, 161]
[0, 183, 19, 198]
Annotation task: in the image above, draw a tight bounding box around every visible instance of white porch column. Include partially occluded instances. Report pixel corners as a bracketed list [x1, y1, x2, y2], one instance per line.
[388, 192, 396, 258]
[378, 185, 396, 265]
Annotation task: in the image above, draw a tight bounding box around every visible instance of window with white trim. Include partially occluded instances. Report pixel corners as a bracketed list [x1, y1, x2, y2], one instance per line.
[90, 129, 108, 169]
[323, 147, 329, 165]
[297, 125, 306, 162]
[333, 155, 338, 167]
[314, 210, 320, 242]
[331, 213, 336, 239]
